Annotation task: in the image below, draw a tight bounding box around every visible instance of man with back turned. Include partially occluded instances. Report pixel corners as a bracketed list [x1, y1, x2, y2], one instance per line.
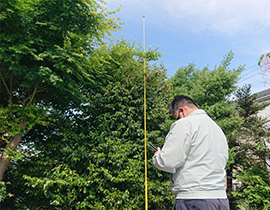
[153, 95, 230, 210]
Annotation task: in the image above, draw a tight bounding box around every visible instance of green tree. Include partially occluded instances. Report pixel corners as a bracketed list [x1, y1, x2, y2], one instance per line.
[231, 84, 270, 210]
[3, 39, 174, 209]
[0, 0, 120, 182]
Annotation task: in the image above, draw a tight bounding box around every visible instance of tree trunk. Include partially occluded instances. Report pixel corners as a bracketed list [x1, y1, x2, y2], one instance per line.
[226, 166, 233, 194]
[226, 166, 236, 209]
[0, 120, 26, 180]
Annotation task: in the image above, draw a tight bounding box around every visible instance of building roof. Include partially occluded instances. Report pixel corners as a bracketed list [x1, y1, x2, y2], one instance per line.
[256, 88, 270, 102]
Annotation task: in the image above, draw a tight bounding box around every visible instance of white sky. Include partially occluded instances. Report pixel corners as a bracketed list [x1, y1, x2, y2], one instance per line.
[105, 0, 270, 93]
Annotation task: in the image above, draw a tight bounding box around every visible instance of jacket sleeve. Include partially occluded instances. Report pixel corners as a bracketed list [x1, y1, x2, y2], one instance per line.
[153, 121, 191, 173]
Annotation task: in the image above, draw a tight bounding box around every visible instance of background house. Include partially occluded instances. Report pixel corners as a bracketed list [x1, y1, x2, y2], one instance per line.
[256, 88, 270, 124]
[255, 88, 270, 171]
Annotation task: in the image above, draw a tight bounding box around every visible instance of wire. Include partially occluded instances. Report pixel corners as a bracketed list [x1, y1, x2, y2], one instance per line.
[238, 68, 262, 84]
[243, 64, 258, 71]
[240, 67, 261, 79]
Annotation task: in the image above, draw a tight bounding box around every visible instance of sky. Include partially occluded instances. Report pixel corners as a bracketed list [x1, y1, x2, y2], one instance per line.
[104, 0, 270, 94]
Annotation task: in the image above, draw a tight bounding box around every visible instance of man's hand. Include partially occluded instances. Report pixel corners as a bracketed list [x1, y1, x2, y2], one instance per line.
[154, 147, 161, 155]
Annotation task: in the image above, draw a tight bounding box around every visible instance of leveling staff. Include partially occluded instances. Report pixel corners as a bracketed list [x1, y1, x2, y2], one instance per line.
[152, 95, 230, 210]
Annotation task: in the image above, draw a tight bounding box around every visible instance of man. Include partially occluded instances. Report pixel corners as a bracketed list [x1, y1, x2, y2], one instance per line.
[153, 95, 230, 210]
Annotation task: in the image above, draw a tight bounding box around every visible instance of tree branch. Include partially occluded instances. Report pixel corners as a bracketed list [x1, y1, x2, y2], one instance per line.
[23, 85, 37, 105]
[0, 67, 12, 102]
[29, 85, 37, 104]
[9, 76, 13, 101]
[22, 83, 48, 105]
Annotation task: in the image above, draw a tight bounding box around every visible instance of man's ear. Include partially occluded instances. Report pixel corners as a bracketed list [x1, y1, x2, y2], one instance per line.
[179, 107, 186, 118]
[179, 107, 184, 113]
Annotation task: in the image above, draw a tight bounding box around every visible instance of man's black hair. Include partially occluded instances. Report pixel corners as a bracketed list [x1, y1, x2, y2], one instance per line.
[169, 95, 198, 113]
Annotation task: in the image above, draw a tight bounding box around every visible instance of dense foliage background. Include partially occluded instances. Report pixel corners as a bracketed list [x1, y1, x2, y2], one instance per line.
[1, 0, 269, 209]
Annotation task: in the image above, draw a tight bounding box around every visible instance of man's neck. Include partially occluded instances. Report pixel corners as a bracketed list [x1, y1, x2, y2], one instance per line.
[185, 107, 199, 117]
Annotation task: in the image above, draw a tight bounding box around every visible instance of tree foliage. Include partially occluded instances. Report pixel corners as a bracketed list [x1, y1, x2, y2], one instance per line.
[230, 84, 270, 210]
[258, 52, 270, 66]
[0, 0, 120, 181]
[3, 39, 175, 209]
[0, 0, 120, 107]
[0, 0, 121, 205]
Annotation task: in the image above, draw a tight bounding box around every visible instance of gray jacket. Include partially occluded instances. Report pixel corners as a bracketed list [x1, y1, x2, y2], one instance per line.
[153, 109, 228, 199]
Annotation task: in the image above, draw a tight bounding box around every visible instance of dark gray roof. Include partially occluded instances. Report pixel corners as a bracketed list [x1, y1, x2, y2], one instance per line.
[256, 88, 270, 102]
